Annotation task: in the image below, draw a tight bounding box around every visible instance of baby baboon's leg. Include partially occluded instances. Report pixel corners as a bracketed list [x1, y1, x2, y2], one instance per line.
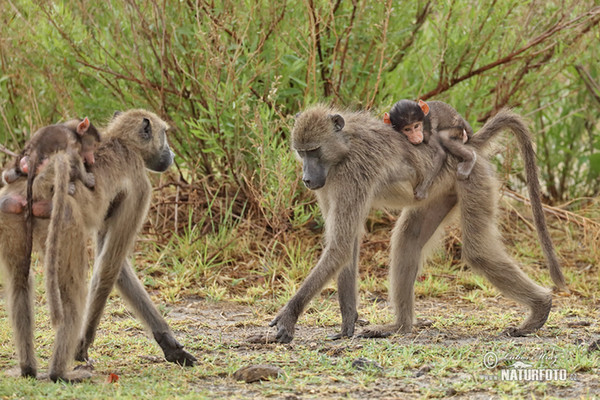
[359, 194, 457, 338]
[457, 164, 552, 336]
[438, 130, 476, 180]
[329, 238, 360, 340]
[115, 260, 197, 366]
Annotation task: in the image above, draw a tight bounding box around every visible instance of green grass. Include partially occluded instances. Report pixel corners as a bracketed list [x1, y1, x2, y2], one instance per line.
[1, 197, 598, 399]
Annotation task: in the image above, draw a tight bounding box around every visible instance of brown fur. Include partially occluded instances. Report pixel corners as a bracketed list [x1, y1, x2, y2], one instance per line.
[0, 119, 101, 296]
[0, 109, 196, 382]
[388, 100, 476, 200]
[268, 104, 565, 343]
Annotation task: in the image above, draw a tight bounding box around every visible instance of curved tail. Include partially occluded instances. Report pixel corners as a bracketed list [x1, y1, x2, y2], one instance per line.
[44, 153, 71, 326]
[470, 109, 567, 291]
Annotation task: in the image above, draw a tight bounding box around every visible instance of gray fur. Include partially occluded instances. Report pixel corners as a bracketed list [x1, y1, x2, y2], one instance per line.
[0, 110, 195, 382]
[268, 104, 565, 343]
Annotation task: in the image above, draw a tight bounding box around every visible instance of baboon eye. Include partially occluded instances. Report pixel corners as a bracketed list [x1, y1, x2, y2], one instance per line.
[140, 118, 152, 140]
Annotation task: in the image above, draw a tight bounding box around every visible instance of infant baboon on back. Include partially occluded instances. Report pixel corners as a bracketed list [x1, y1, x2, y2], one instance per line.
[384, 100, 476, 200]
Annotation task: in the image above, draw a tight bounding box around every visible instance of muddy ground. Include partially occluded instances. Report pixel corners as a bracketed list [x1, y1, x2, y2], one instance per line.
[157, 297, 599, 399]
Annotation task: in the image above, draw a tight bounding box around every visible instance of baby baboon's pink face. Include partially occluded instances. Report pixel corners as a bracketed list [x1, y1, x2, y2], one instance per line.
[401, 121, 424, 144]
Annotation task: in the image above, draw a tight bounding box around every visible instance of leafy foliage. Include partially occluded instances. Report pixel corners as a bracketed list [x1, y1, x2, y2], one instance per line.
[0, 0, 598, 229]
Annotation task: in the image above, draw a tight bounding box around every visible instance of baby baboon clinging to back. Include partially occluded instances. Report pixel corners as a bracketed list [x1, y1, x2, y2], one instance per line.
[1, 117, 100, 285]
[384, 99, 476, 200]
[266, 104, 565, 343]
[0, 110, 196, 382]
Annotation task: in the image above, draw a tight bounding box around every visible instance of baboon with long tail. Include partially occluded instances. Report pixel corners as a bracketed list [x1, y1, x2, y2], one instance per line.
[0, 110, 197, 382]
[267, 104, 565, 343]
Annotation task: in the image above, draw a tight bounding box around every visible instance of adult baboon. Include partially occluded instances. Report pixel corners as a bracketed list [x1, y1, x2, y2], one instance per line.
[268, 104, 565, 343]
[0, 110, 196, 382]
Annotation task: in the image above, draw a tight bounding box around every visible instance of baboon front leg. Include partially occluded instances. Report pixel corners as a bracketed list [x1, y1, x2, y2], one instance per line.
[328, 238, 360, 340]
[359, 194, 457, 338]
[2, 254, 37, 378]
[116, 260, 197, 366]
[269, 197, 365, 343]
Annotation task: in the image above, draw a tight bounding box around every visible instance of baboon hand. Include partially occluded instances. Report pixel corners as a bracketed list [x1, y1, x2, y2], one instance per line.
[269, 308, 297, 343]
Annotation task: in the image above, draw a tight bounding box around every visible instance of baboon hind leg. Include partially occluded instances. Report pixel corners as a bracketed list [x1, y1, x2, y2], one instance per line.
[457, 166, 552, 336]
[359, 194, 458, 338]
[1, 252, 37, 378]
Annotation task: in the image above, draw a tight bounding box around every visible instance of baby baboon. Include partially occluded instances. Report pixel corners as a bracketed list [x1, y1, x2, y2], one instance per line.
[267, 104, 565, 343]
[2, 117, 99, 188]
[384, 100, 476, 200]
[0, 110, 196, 382]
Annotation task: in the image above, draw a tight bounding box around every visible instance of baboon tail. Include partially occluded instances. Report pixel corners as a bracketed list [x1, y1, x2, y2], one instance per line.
[24, 157, 37, 279]
[471, 109, 567, 291]
[45, 153, 70, 326]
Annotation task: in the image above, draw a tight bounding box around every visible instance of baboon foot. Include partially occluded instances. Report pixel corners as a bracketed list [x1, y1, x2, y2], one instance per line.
[6, 366, 37, 378]
[504, 296, 552, 337]
[457, 153, 476, 180]
[588, 340, 600, 352]
[0, 194, 27, 214]
[165, 348, 197, 366]
[84, 173, 96, 189]
[154, 331, 197, 366]
[21, 365, 37, 378]
[357, 324, 402, 338]
[328, 312, 359, 340]
[74, 342, 89, 363]
[268, 308, 298, 343]
[6, 367, 36, 379]
[47, 369, 92, 383]
[246, 332, 281, 344]
[414, 187, 428, 201]
[414, 318, 433, 328]
[457, 162, 473, 180]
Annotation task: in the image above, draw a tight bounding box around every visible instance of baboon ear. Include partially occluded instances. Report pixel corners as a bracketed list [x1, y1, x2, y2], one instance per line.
[140, 117, 152, 140]
[295, 112, 302, 119]
[383, 112, 391, 124]
[329, 114, 345, 131]
[418, 100, 430, 116]
[76, 117, 90, 136]
[112, 111, 122, 120]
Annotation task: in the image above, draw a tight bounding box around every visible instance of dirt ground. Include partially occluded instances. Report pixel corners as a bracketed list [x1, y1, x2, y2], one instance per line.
[159, 297, 599, 399]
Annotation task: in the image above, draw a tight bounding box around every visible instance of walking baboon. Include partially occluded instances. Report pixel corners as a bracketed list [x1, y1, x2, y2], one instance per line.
[384, 100, 476, 200]
[267, 104, 565, 343]
[0, 109, 196, 382]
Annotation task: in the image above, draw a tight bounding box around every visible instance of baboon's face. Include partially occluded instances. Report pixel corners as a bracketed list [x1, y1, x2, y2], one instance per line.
[141, 118, 174, 172]
[296, 148, 329, 190]
[110, 110, 175, 173]
[292, 110, 348, 191]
